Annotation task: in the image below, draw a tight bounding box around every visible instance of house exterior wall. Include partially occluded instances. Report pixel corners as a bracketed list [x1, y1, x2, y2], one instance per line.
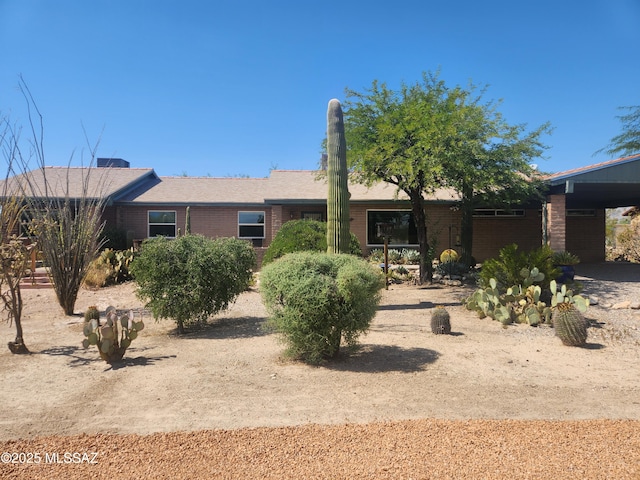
[112, 205, 274, 247]
[104, 202, 604, 268]
[471, 209, 542, 262]
[566, 209, 605, 262]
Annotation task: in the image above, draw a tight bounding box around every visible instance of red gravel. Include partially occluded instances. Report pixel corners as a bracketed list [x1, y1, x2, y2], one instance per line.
[1, 419, 639, 479]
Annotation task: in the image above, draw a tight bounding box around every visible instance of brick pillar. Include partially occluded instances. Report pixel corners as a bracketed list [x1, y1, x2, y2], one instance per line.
[546, 194, 566, 252]
[271, 205, 283, 241]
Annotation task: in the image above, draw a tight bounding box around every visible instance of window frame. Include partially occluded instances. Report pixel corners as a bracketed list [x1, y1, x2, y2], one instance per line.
[148, 210, 177, 238]
[238, 211, 265, 239]
[473, 209, 526, 217]
[366, 209, 418, 247]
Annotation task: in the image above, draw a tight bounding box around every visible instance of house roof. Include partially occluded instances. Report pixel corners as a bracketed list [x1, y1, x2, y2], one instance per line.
[545, 153, 640, 208]
[0, 166, 157, 203]
[114, 170, 461, 206]
[6, 153, 640, 210]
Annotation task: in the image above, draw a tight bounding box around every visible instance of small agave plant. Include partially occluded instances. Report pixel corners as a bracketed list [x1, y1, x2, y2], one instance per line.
[82, 306, 144, 363]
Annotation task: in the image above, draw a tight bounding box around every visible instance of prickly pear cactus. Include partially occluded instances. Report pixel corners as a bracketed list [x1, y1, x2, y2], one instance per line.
[326, 98, 350, 254]
[430, 306, 451, 335]
[82, 306, 144, 363]
[552, 302, 588, 346]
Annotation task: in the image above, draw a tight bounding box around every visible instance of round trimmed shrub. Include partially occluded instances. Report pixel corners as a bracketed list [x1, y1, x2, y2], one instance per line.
[130, 235, 256, 333]
[261, 219, 362, 266]
[260, 252, 385, 364]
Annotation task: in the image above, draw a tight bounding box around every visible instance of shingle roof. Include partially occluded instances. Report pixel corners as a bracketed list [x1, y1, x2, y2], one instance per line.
[114, 169, 461, 205]
[0, 166, 156, 201]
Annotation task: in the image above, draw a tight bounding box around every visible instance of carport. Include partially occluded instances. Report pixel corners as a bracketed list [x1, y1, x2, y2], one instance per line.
[543, 153, 640, 261]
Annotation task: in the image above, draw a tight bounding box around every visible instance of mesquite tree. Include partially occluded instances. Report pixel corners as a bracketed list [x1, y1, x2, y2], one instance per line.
[596, 105, 640, 157]
[344, 72, 550, 278]
[326, 99, 351, 254]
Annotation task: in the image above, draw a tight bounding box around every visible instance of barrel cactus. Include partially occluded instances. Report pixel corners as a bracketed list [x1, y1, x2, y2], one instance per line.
[552, 302, 588, 346]
[82, 306, 144, 363]
[326, 99, 351, 254]
[431, 306, 451, 335]
[84, 305, 100, 323]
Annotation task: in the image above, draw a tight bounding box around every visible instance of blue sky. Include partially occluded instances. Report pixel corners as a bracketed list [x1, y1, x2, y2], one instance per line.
[1, 0, 639, 178]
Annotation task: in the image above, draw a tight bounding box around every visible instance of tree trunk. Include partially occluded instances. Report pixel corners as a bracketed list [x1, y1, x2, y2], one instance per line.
[460, 205, 474, 267]
[328, 326, 342, 358]
[9, 311, 29, 354]
[459, 183, 475, 267]
[409, 189, 432, 283]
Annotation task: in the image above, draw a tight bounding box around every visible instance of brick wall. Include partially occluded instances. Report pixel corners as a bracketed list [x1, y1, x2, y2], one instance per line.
[106, 202, 604, 268]
[112, 205, 273, 246]
[470, 209, 543, 262]
[546, 194, 567, 252]
[566, 209, 605, 262]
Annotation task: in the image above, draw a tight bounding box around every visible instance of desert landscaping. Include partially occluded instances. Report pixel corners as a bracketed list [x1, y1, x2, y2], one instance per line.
[1, 263, 639, 479]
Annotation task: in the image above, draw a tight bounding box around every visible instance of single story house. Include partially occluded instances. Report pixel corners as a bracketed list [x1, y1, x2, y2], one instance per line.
[3, 153, 640, 266]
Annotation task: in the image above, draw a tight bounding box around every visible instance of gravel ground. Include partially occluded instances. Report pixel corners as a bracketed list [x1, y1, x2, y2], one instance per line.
[1, 262, 639, 479]
[1, 420, 639, 479]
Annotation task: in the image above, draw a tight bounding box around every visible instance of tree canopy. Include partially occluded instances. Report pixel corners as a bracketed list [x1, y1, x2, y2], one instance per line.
[597, 105, 640, 157]
[343, 71, 551, 275]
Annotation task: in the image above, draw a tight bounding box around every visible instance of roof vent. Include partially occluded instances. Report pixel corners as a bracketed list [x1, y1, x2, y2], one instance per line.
[97, 158, 130, 168]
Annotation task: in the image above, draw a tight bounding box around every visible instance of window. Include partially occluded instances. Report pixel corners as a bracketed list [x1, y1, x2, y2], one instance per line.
[566, 209, 596, 217]
[238, 211, 265, 238]
[302, 211, 323, 221]
[366, 210, 418, 246]
[473, 209, 525, 217]
[148, 211, 176, 237]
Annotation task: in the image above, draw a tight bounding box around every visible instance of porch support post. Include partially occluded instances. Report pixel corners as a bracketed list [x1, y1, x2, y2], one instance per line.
[545, 194, 566, 252]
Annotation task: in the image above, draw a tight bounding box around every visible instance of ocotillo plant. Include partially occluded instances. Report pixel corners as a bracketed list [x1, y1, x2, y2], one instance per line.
[326, 99, 351, 254]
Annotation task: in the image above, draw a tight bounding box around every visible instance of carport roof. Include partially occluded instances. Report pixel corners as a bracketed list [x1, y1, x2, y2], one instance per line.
[546, 153, 640, 208]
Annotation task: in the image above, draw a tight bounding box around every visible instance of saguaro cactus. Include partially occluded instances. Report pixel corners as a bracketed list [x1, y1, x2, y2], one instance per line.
[326, 99, 351, 254]
[185, 206, 191, 235]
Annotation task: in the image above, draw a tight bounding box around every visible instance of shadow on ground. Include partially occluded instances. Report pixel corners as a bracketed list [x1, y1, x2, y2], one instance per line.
[325, 344, 440, 373]
[378, 301, 461, 311]
[107, 353, 177, 370]
[176, 316, 269, 340]
[577, 262, 640, 302]
[39, 345, 176, 369]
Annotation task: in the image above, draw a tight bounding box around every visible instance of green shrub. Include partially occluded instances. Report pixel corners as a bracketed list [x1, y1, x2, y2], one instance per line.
[552, 250, 580, 266]
[479, 244, 559, 291]
[130, 235, 256, 333]
[262, 220, 361, 266]
[260, 252, 385, 364]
